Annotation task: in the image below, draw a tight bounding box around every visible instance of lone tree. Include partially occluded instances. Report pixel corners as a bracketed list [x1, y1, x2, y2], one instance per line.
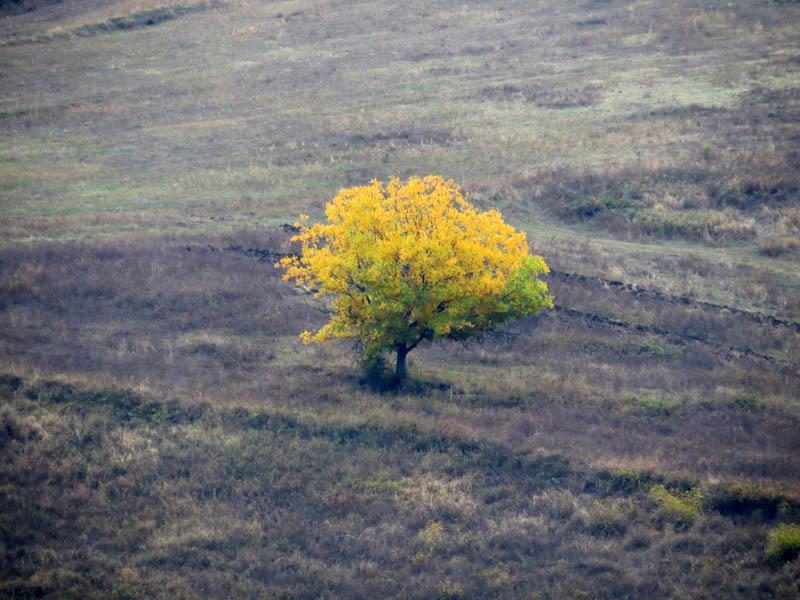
[278, 176, 553, 382]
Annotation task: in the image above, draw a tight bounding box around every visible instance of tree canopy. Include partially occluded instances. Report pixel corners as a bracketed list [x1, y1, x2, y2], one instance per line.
[278, 175, 553, 380]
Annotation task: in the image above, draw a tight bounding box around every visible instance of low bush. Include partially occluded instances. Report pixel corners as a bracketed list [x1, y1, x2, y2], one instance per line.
[633, 209, 756, 243]
[759, 236, 800, 257]
[766, 524, 800, 564]
[651, 485, 702, 527]
[706, 483, 799, 521]
[571, 195, 633, 220]
[625, 394, 678, 417]
[418, 521, 446, 552]
[587, 500, 632, 537]
[359, 352, 395, 391]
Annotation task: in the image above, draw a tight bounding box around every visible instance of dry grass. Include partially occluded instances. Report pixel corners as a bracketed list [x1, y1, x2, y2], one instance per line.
[1, 0, 798, 249]
[0, 227, 798, 598]
[2, 370, 799, 599]
[1, 230, 798, 485]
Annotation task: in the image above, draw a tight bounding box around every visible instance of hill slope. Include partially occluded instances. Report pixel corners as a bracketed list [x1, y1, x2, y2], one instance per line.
[1, 0, 799, 597]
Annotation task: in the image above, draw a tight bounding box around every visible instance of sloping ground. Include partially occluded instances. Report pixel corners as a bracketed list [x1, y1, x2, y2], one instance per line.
[1, 230, 797, 481]
[0, 230, 798, 597]
[1, 0, 799, 596]
[2, 373, 799, 599]
[1, 0, 799, 251]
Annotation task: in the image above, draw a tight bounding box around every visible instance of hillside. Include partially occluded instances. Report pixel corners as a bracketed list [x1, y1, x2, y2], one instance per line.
[1, 1, 800, 598]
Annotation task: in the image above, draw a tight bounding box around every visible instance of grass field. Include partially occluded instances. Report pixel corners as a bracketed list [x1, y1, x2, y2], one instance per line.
[2, 0, 800, 598]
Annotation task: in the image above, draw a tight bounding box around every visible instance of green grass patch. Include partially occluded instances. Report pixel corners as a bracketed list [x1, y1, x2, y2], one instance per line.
[766, 524, 800, 564]
[625, 394, 679, 417]
[651, 484, 703, 527]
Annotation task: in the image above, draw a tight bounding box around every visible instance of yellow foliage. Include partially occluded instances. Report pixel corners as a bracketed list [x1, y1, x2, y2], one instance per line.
[278, 176, 553, 374]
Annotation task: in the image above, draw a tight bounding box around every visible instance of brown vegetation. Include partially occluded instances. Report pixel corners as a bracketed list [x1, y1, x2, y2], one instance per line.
[1, 229, 799, 597]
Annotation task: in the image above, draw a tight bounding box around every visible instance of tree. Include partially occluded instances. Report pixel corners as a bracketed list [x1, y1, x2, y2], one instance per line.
[278, 175, 553, 382]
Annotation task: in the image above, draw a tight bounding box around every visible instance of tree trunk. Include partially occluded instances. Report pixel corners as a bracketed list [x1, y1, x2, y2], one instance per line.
[395, 345, 408, 381]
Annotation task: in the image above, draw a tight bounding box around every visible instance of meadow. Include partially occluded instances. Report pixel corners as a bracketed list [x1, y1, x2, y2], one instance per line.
[1, 0, 800, 598]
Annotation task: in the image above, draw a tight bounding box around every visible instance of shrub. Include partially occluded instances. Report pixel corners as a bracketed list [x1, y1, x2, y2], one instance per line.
[732, 393, 763, 413]
[571, 195, 632, 219]
[775, 207, 800, 234]
[706, 483, 795, 520]
[633, 209, 756, 242]
[587, 500, 631, 537]
[759, 236, 800, 257]
[626, 394, 677, 416]
[766, 524, 800, 564]
[651, 485, 702, 527]
[418, 521, 445, 552]
[481, 565, 514, 590]
[359, 352, 396, 391]
[437, 579, 465, 599]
